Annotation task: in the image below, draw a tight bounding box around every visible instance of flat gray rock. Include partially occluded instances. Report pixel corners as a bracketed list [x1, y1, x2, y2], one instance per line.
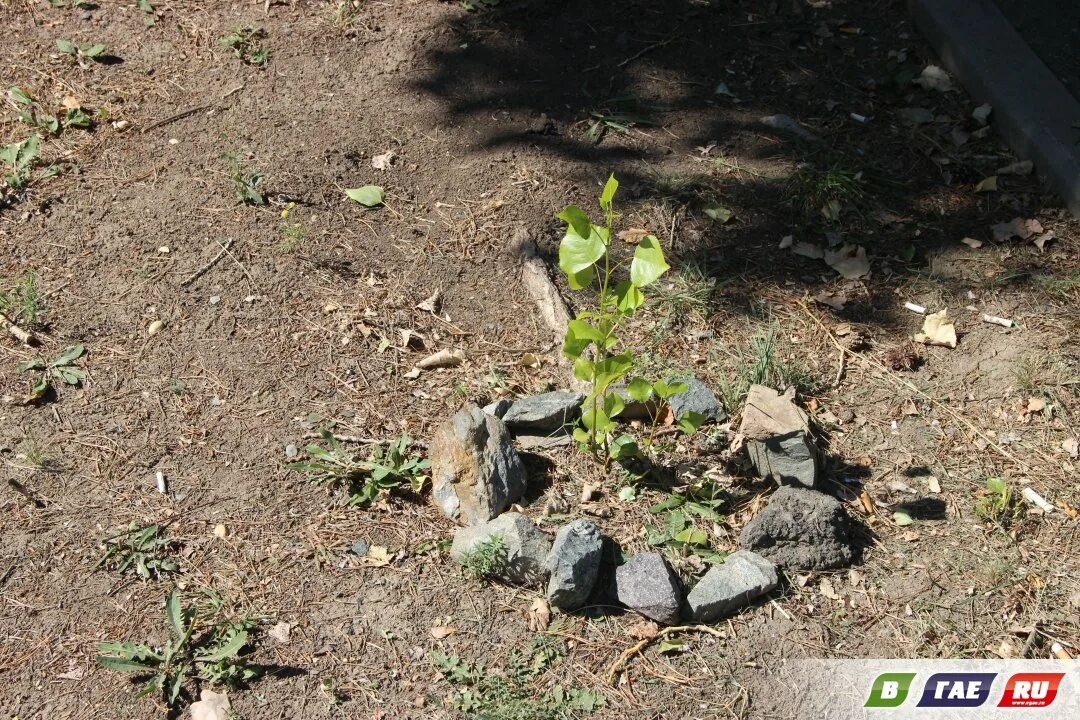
[739, 486, 854, 570]
[502, 391, 584, 433]
[686, 550, 778, 622]
[668, 377, 726, 424]
[544, 519, 602, 610]
[430, 405, 527, 526]
[615, 553, 682, 625]
[740, 385, 817, 488]
[482, 398, 512, 418]
[450, 512, 551, 586]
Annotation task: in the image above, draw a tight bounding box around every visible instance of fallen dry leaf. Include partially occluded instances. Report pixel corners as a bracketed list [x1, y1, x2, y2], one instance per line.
[813, 294, 847, 311]
[913, 309, 957, 348]
[527, 598, 550, 631]
[927, 476, 941, 493]
[268, 621, 291, 644]
[372, 150, 396, 170]
[364, 545, 392, 567]
[974, 176, 998, 193]
[960, 237, 983, 249]
[819, 578, 841, 601]
[858, 490, 877, 515]
[992, 217, 1042, 242]
[914, 64, 953, 92]
[190, 690, 231, 720]
[617, 227, 650, 244]
[416, 289, 441, 313]
[416, 348, 465, 369]
[824, 244, 870, 279]
[1032, 231, 1055, 251]
[628, 620, 660, 640]
[1061, 438, 1079, 458]
[430, 626, 457, 639]
[972, 103, 992, 124]
[791, 241, 824, 259]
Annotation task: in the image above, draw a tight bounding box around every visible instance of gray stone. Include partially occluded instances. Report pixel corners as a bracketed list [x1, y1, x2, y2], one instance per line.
[668, 377, 727, 424]
[482, 398, 512, 418]
[739, 486, 855, 570]
[430, 405, 527, 526]
[615, 553, 682, 625]
[349, 539, 369, 556]
[685, 550, 778, 621]
[544, 519, 602, 610]
[502, 391, 584, 433]
[739, 385, 817, 488]
[450, 512, 551, 586]
[760, 114, 821, 143]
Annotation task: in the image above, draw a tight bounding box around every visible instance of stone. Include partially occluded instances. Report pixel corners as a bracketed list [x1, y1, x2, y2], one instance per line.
[615, 552, 682, 625]
[739, 385, 817, 488]
[668, 377, 726, 424]
[739, 486, 855, 570]
[544, 519, 602, 610]
[685, 550, 778, 621]
[502, 391, 584, 433]
[430, 405, 527, 526]
[349, 539, 369, 556]
[482, 398, 512, 418]
[450, 512, 551, 586]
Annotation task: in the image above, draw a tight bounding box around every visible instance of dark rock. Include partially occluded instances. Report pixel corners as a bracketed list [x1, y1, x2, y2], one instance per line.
[482, 398, 512, 418]
[502, 391, 584, 433]
[739, 385, 817, 488]
[545, 519, 602, 610]
[450, 512, 551, 586]
[668, 377, 726, 424]
[430, 405, 527, 526]
[739, 486, 854, 570]
[685, 550, 778, 621]
[349, 539, 370, 556]
[615, 553, 682, 624]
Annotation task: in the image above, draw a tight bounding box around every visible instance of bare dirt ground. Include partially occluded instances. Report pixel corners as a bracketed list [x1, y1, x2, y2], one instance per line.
[1, 1, 1078, 718]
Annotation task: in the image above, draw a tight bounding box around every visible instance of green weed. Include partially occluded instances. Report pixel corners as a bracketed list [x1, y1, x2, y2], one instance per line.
[715, 328, 820, 413]
[459, 534, 506, 580]
[786, 163, 863, 220]
[0, 271, 43, 327]
[974, 477, 1021, 527]
[646, 492, 727, 563]
[432, 636, 604, 720]
[56, 38, 107, 64]
[287, 429, 430, 506]
[221, 25, 269, 66]
[94, 522, 179, 579]
[97, 591, 262, 710]
[279, 222, 306, 253]
[18, 344, 87, 401]
[223, 150, 265, 205]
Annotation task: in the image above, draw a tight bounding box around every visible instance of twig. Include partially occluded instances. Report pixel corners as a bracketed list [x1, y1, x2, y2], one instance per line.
[607, 624, 726, 685]
[141, 104, 214, 133]
[0, 312, 37, 345]
[302, 431, 429, 449]
[180, 239, 233, 287]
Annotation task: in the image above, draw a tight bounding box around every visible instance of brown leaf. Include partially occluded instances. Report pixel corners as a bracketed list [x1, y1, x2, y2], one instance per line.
[628, 620, 660, 640]
[913, 310, 957, 348]
[617, 228, 650, 244]
[430, 626, 457, 639]
[526, 598, 550, 631]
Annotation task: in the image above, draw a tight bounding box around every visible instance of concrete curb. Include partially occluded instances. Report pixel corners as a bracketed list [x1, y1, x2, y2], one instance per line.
[909, 0, 1080, 217]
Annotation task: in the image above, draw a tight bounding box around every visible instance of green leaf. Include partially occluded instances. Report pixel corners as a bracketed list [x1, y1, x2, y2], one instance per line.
[613, 280, 643, 312]
[703, 202, 733, 223]
[55, 366, 86, 385]
[674, 527, 707, 545]
[9, 87, 33, 105]
[653, 379, 688, 400]
[580, 404, 615, 434]
[96, 655, 158, 673]
[556, 205, 591, 240]
[617, 485, 637, 501]
[56, 39, 76, 54]
[658, 637, 686, 654]
[603, 392, 624, 419]
[599, 174, 618, 211]
[677, 410, 706, 434]
[626, 377, 653, 402]
[565, 264, 595, 290]
[986, 477, 1007, 495]
[610, 434, 638, 460]
[83, 44, 107, 58]
[167, 666, 185, 707]
[630, 235, 670, 287]
[51, 344, 85, 367]
[165, 592, 186, 639]
[562, 318, 604, 359]
[196, 629, 248, 662]
[30, 375, 48, 398]
[345, 185, 384, 207]
[572, 357, 594, 383]
[17, 357, 45, 372]
[892, 510, 914, 527]
[558, 224, 606, 277]
[649, 495, 684, 513]
[138, 0, 154, 11]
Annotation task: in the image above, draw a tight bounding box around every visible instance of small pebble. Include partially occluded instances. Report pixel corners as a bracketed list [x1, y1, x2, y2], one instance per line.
[213, 524, 228, 539]
[147, 319, 164, 336]
[285, 444, 298, 458]
[350, 539, 370, 556]
[168, 138, 179, 145]
[209, 295, 220, 305]
[157, 246, 170, 254]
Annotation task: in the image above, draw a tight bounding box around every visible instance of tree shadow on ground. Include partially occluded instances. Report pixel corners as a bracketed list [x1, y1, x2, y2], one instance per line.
[413, 0, 1054, 331]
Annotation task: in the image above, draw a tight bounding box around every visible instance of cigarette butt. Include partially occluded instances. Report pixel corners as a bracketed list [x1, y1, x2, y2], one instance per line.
[1021, 487, 1055, 513]
[904, 302, 926, 314]
[982, 314, 1014, 328]
[156, 470, 167, 494]
[1052, 642, 1072, 660]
